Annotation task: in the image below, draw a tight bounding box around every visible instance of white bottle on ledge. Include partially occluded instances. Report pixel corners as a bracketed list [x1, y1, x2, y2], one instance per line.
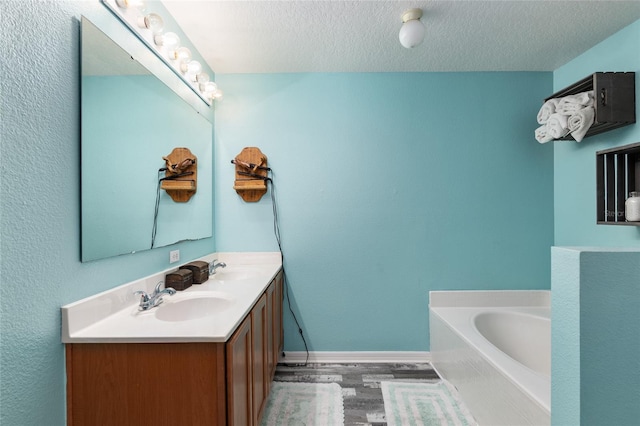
[625, 192, 640, 221]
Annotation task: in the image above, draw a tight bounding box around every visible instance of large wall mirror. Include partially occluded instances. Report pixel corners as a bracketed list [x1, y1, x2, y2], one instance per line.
[81, 17, 213, 262]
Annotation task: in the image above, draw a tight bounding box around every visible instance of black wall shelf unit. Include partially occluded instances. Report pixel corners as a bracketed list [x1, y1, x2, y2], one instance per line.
[546, 72, 635, 140]
[596, 142, 640, 226]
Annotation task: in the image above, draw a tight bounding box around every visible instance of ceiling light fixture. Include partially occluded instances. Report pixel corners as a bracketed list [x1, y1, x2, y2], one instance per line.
[102, 0, 222, 105]
[399, 8, 425, 49]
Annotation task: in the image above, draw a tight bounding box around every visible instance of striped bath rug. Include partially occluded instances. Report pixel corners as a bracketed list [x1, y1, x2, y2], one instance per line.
[261, 382, 344, 426]
[381, 381, 476, 426]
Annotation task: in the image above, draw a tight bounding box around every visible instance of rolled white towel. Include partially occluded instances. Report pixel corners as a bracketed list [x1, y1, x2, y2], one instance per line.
[537, 99, 558, 124]
[556, 90, 594, 114]
[547, 113, 570, 139]
[568, 106, 595, 142]
[535, 125, 554, 144]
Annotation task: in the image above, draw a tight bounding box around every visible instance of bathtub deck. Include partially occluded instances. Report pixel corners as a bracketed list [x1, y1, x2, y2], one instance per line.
[273, 362, 440, 425]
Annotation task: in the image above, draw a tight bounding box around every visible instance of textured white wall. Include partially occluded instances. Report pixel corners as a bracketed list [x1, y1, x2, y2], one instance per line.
[0, 2, 215, 424]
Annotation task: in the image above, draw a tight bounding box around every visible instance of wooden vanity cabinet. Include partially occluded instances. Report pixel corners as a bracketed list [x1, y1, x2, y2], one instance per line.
[66, 271, 283, 426]
[251, 293, 267, 425]
[65, 343, 227, 425]
[226, 315, 252, 426]
[226, 271, 283, 426]
[266, 279, 276, 386]
[265, 272, 283, 389]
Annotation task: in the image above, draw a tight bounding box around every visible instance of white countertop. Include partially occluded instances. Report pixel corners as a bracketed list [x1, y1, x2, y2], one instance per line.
[61, 252, 282, 343]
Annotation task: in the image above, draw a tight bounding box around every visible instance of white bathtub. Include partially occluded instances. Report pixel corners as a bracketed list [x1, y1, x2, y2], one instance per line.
[429, 290, 550, 426]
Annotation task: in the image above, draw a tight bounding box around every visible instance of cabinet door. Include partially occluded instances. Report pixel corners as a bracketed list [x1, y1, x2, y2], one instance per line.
[274, 271, 284, 363]
[252, 293, 268, 426]
[226, 316, 252, 426]
[266, 279, 275, 383]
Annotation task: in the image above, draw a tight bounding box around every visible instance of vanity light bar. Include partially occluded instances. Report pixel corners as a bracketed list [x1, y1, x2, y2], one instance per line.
[101, 0, 223, 106]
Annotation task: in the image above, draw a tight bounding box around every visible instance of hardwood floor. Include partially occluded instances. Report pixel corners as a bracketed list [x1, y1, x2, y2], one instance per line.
[272, 362, 440, 425]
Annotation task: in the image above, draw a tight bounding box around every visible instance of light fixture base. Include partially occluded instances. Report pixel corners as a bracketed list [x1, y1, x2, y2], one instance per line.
[402, 8, 423, 23]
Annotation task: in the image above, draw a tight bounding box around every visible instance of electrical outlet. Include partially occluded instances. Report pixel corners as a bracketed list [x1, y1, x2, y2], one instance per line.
[169, 250, 180, 263]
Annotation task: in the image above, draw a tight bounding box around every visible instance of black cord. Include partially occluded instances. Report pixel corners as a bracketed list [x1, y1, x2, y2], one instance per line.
[151, 170, 163, 249]
[268, 170, 310, 366]
[151, 171, 195, 249]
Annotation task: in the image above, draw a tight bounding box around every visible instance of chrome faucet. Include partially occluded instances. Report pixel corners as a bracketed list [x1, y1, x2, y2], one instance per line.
[209, 259, 227, 275]
[134, 282, 176, 311]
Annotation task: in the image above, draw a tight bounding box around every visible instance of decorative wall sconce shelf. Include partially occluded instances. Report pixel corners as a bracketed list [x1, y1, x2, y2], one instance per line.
[161, 180, 196, 191]
[233, 147, 269, 202]
[596, 142, 640, 225]
[161, 147, 197, 202]
[546, 72, 635, 140]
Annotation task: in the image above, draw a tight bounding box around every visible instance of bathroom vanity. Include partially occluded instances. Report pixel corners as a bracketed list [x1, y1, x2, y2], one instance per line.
[62, 253, 283, 426]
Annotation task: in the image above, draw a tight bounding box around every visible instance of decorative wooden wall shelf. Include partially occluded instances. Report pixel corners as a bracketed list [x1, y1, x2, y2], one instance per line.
[233, 147, 268, 202]
[596, 141, 640, 226]
[161, 147, 197, 202]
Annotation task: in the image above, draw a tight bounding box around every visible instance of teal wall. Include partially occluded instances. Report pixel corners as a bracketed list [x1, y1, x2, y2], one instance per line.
[552, 248, 640, 426]
[550, 248, 582, 426]
[554, 20, 640, 246]
[215, 72, 554, 352]
[0, 2, 215, 425]
[550, 19, 640, 426]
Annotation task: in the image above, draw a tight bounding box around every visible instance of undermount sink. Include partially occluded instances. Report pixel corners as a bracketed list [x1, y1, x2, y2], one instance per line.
[154, 292, 234, 322]
[212, 267, 261, 281]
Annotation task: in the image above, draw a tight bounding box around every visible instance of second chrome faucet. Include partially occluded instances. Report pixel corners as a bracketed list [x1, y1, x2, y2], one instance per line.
[209, 259, 227, 275]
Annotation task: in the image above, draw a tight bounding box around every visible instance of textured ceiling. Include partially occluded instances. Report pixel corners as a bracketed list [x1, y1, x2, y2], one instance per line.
[162, 0, 640, 74]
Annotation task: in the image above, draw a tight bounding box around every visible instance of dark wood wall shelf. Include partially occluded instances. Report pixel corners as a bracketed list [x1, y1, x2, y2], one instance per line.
[596, 142, 640, 225]
[546, 72, 635, 140]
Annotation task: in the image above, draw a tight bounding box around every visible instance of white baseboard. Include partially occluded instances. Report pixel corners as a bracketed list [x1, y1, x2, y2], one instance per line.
[279, 351, 431, 364]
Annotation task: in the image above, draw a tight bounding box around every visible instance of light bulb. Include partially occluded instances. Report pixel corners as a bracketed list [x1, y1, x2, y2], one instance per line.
[154, 32, 180, 49]
[181, 60, 202, 81]
[203, 81, 218, 96]
[153, 32, 180, 57]
[137, 13, 164, 34]
[197, 73, 210, 91]
[399, 19, 425, 48]
[399, 8, 425, 49]
[173, 46, 192, 64]
[212, 89, 224, 101]
[180, 60, 200, 75]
